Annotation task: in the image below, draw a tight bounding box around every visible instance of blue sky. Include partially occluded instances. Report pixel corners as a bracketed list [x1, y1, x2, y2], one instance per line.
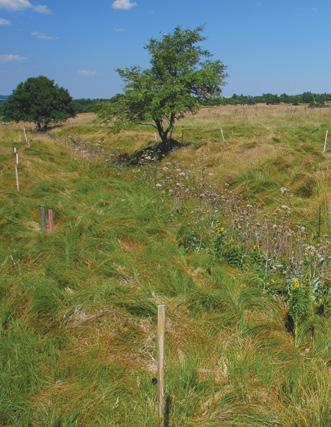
[0, 0, 330, 98]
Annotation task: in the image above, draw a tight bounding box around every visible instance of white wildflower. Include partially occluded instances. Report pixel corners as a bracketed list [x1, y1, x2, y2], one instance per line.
[280, 186, 287, 195]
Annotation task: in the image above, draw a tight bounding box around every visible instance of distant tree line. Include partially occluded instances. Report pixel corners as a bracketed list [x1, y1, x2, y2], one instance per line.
[1, 91, 331, 123]
[73, 98, 109, 113]
[2, 92, 331, 120]
[72, 91, 331, 114]
[204, 92, 331, 107]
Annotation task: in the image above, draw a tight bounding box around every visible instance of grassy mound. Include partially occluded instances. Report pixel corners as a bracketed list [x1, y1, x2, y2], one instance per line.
[0, 105, 330, 426]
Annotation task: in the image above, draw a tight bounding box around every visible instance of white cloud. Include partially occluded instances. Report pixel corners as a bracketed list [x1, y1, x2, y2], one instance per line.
[0, 0, 51, 14]
[114, 27, 126, 32]
[0, 0, 31, 10]
[0, 53, 26, 63]
[33, 4, 50, 14]
[32, 31, 54, 40]
[79, 69, 97, 77]
[0, 17, 10, 24]
[112, 0, 137, 11]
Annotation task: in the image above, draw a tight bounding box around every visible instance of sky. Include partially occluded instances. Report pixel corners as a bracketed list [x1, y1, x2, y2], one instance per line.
[0, 0, 330, 98]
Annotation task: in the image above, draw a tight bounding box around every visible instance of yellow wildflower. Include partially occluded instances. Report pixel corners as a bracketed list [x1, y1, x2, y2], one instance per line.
[293, 278, 300, 289]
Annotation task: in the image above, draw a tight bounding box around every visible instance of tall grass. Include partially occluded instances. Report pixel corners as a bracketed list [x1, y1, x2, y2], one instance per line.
[0, 106, 329, 426]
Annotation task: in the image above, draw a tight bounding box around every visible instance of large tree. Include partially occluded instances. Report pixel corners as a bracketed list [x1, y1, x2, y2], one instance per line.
[99, 27, 226, 150]
[3, 76, 75, 130]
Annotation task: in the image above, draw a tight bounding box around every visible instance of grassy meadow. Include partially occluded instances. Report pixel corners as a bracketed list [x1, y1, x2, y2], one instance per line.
[0, 104, 330, 426]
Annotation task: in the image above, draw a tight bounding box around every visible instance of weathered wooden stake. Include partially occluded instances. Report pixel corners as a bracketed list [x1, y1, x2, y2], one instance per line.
[23, 127, 30, 147]
[323, 129, 328, 153]
[47, 209, 54, 233]
[220, 128, 226, 143]
[13, 147, 20, 192]
[157, 304, 166, 427]
[317, 204, 322, 242]
[40, 206, 46, 232]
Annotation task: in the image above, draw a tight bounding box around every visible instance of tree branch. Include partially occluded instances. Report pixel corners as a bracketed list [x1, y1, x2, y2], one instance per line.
[136, 122, 157, 129]
[165, 112, 176, 134]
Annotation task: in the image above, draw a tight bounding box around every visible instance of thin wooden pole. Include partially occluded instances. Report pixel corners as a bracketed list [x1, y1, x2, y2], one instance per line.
[47, 209, 54, 233]
[23, 127, 30, 147]
[157, 304, 166, 427]
[40, 206, 46, 232]
[220, 128, 226, 143]
[13, 147, 20, 192]
[323, 129, 328, 153]
[317, 204, 322, 242]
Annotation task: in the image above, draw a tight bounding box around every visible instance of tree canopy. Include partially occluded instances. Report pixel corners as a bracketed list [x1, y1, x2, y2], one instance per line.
[3, 76, 75, 130]
[99, 26, 226, 149]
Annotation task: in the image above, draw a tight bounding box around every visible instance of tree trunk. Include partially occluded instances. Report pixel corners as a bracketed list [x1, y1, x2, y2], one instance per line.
[155, 120, 168, 148]
[155, 119, 174, 152]
[36, 121, 49, 132]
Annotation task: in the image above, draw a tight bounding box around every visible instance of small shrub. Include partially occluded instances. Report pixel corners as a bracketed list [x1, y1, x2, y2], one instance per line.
[177, 227, 205, 252]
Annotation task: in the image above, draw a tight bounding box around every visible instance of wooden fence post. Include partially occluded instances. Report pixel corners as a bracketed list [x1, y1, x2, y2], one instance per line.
[157, 304, 166, 427]
[323, 129, 328, 153]
[40, 206, 46, 231]
[47, 209, 54, 233]
[13, 147, 20, 192]
[23, 127, 30, 147]
[220, 128, 226, 143]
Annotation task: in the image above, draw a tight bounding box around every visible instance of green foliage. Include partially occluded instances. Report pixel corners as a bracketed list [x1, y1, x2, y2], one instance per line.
[288, 279, 314, 343]
[73, 98, 108, 114]
[177, 226, 204, 252]
[214, 233, 246, 269]
[99, 27, 226, 146]
[314, 276, 330, 317]
[3, 76, 75, 130]
[205, 91, 331, 106]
